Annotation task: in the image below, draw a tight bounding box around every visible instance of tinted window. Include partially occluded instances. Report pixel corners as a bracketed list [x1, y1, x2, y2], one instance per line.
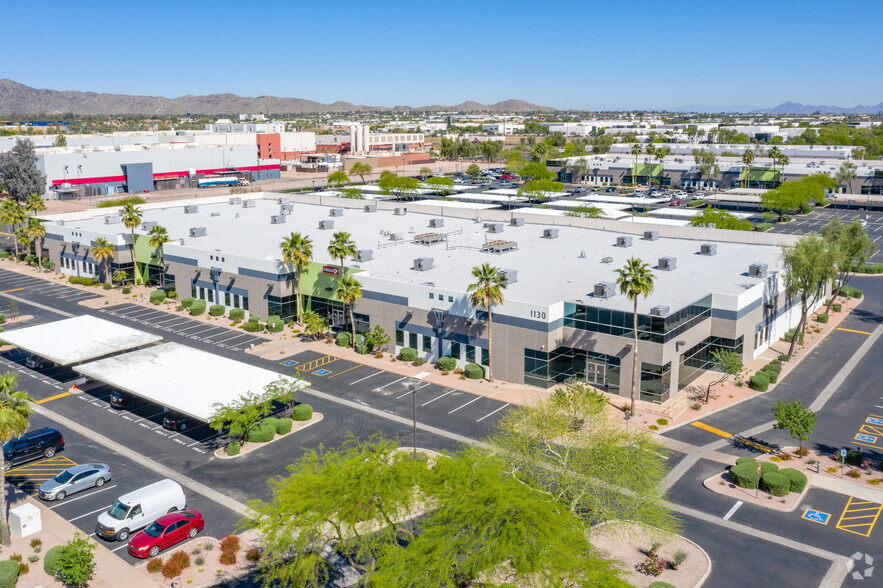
[54, 470, 74, 484]
[180, 510, 196, 519]
[143, 521, 165, 538]
[108, 501, 130, 520]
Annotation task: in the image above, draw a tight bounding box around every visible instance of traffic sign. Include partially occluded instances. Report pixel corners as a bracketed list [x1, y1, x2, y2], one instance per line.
[757, 464, 762, 474]
[842, 448, 848, 457]
[802, 509, 831, 525]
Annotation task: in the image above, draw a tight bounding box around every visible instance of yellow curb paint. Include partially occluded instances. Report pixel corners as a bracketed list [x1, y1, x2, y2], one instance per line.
[36, 392, 71, 404]
[327, 364, 363, 379]
[836, 327, 873, 336]
[691, 421, 732, 438]
[0, 287, 23, 293]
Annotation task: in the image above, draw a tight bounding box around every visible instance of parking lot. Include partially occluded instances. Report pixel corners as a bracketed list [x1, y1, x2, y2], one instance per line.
[0, 268, 99, 305]
[767, 209, 883, 263]
[97, 303, 268, 351]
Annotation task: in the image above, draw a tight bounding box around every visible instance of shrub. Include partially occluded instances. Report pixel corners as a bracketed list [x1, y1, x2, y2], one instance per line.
[181, 297, 195, 309]
[464, 363, 485, 379]
[762, 369, 779, 384]
[122, 287, 131, 294]
[162, 551, 191, 579]
[267, 315, 284, 333]
[229, 308, 245, 321]
[0, 314, 5, 325]
[846, 449, 863, 466]
[292, 404, 313, 421]
[243, 319, 262, 332]
[276, 418, 293, 434]
[219, 551, 236, 565]
[761, 472, 790, 496]
[68, 276, 95, 286]
[755, 222, 773, 232]
[841, 286, 863, 299]
[399, 347, 418, 362]
[832, 303, 842, 312]
[246, 548, 261, 562]
[0, 560, 19, 588]
[648, 424, 659, 431]
[847, 468, 862, 479]
[779, 468, 808, 493]
[815, 313, 829, 324]
[8, 555, 21, 562]
[195, 556, 205, 566]
[166, 290, 178, 299]
[656, 418, 668, 426]
[759, 461, 779, 476]
[437, 356, 457, 371]
[189, 300, 206, 316]
[246, 420, 276, 443]
[686, 199, 705, 207]
[764, 362, 781, 373]
[749, 373, 769, 391]
[730, 464, 759, 488]
[783, 329, 804, 343]
[735, 456, 757, 467]
[412, 357, 426, 366]
[650, 583, 677, 588]
[209, 304, 225, 316]
[778, 452, 792, 461]
[0, 251, 9, 259]
[30, 538, 41, 549]
[97, 195, 146, 208]
[27, 553, 38, 563]
[103, 283, 112, 290]
[227, 441, 240, 456]
[638, 554, 665, 576]
[43, 546, 66, 577]
[220, 535, 241, 554]
[778, 354, 790, 362]
[336, 332, 352, 347]
[353, 336, 373, 355]
[150, 290, 167, 304]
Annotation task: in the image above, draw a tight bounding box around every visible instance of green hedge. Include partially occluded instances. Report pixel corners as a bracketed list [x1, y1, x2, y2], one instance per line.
[181, 297, 195, 309]
[69, 276, 95, 286]
[437, 356, 457, 371]
[276, 418, 293, 434]
[44, 545, 67, 577]
[778, 354, 790, 362]
[227, 441, 240, 456]
[686, 199, 705, 207]
[841, 286, 863, 299]
[246, 420, 276, 443]
[0, 314, 5, 325]
[760, 462, 779, 476]
[0, 251, 9, 259]
[649, 583, 677, 588]
[292, 404, 313, 421]
[243, 319, 262, 332]
[754, 222, 773, 232]
[0, 560, 19, 588]
[97, 195, 146, 208]
[190, 299, 206, 316]
[761, 369, 778, 384]
[761, 472, 790, 496]
[122, 287, 131, 294]
[779, 468, 807, 493]
[336, 332, 352, 347]
[749, 373, 769, 391]
[735, 456, 757, 467]
[464, 363, 485, 379]
[815, 313, 828, 323]
[209, 304, 226, 316]
[400, 347, 418, 362]
[730, 464, 759, 488]
[846, 450, 863, 466]
[832, 303, 842, 312]
[764, 362, 781, 373]
[229, 308, 245, 321]
[150, 290, 167, 304]
[267, 315, 284, 333]
[784, 329, 804, 344]
[853, 263, 883, 274]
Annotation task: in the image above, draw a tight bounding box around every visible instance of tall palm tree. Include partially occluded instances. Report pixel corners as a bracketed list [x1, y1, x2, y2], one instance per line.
[643, 145, 657, 189]
[147, 225, 170, 286]
[335, 275, 362, 350]
[26, 220, 46, 271]
[92, 237, 116, 285]
[24, 194, 45, 218]
[280, 232, 314, 324]
[14, 229, 29, 261]
[467, 263, 508, 382]
[615, 257, 656, 417]
[0, 372, 35, 546]
[120, 202, 143, 285]
[0, 199, 26, 258]
[630, 143, 643, 186]
[767, 146, 782, 172]
[741, 148, 756, 189]
[327, 231, 356, 277]
[654, 146, 670, 188]
[837, 161, 858, 195]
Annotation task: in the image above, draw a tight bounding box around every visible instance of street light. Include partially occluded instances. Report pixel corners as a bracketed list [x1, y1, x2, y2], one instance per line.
[409, 381, 418, 459]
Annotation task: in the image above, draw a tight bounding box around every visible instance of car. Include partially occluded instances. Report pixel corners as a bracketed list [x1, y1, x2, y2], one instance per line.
[39, 463, 111, 501]
[669, 200, 682, 207]
[694, 192, 705, 198]
[605, 187, 616, 192]
[25, 355, 54, 370]
[4, 428, 65, 471]
[162, 409, 188, 432]
[591, 186, 600, 192]
[110, 390, 139, 410]
[127, 509, 205, 558]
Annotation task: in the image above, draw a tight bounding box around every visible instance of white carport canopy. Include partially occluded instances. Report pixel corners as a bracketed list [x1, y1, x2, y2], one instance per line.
[0, 316, 163, 366]
[73, 342, 305, 422]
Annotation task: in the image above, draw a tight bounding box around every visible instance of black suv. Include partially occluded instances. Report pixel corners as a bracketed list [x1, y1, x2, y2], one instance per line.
[109, 390, 138, 410]
[3, 428, 65, 471]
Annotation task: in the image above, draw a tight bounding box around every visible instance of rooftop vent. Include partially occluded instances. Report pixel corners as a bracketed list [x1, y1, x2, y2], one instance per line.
[429, 218, 444, 228]
[211, 212, 221, 217]
[141, 221, 158, 231]
[482, 240, 518, 254]
[510, 217, 525, 227]
[700, 243, 717, 256]
[56, 220, 64, 226]
[389, 232, 404, 241]
[394, 207, 407, 216]
[500, 269, 518, 284]
[415, 232, 446, 245]
[749, 263, 768, 278]
[271, 214, 286, 224]
[319, 220, 334, 230]
[104, 214, 121, 225]
[364, 203, 377, 213]
[601, 256, 614, 263]
[229, 197, 242, 205]
[242, 200, 256, 208]
[355, 249, 373, 262]
[281, 203, 294, 214]
[189, 227, 207, 238]
[617, 236, 633, 248]
[485, 222, 504, 233]
[650, 305, 670, 316]
[329, 208, 343, 217]
[658, 256, 677, 271]
[643, 230, 659, 241]
[414, 257, 434, 271]
[543, 228, 559, 239]
[594, 282, 615, 299]
[276, 197, 289, 204]
[184, 205, 198, 214]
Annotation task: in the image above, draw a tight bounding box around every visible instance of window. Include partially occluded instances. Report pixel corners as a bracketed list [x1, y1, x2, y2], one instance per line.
[429, 293, 434, 300]
[448, 296, 453, 302]
[449, 341, 461, 359]
[640, 362, 672, 403]
[395, 330, 405, 346]
[466, 346, 476, 363]
[481, 348, 489, 366]
[242, 296, 249, 311]
[409, 332, 418, 348]
[225, 292, 231, 306]
[423, 335, 432, 352]
[438, 293, 443, 300]
[191, 285, 197, 298]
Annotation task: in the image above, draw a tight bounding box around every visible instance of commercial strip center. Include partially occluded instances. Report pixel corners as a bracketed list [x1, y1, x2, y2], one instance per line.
[38, 192, 803, 405]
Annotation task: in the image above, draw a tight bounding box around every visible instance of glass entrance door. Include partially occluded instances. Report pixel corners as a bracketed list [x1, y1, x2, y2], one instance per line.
[585, 359, 607, 386]
[330, 309, 346, 327]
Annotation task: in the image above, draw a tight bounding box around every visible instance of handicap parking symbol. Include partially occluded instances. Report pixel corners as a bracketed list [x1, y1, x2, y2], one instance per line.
[867, 417, 883, 426]
[802, 509, 831, 525]
[856, 433, 877, 444]
[313, 369, 331, 376]
[280, 359, 300, 367]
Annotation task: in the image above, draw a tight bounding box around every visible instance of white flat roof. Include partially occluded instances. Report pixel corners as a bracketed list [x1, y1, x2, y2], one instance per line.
[410, 200, 497, 210]
[485, 188, 569, 199]
[451, 192, 530, 204]
[576, 195, 666, 206]
[74, 342, 305, 422]
[647, 208, 753, 219]
[1, 316, 162, 366]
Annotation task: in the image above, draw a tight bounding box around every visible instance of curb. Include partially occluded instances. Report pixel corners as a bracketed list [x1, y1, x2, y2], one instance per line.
[213, 413, 324, 460]
[702, 470, 812, 513]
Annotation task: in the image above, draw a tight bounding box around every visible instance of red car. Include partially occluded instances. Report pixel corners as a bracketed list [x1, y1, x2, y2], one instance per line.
[127, 509, 204, 558]
[669, 200, 682, 207]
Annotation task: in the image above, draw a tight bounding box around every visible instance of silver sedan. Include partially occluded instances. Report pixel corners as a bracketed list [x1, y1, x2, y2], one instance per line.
[38, 463, 111, 501]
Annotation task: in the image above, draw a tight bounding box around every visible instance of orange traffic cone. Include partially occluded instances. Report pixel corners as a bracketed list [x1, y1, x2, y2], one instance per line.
[70, 383, 78, 393]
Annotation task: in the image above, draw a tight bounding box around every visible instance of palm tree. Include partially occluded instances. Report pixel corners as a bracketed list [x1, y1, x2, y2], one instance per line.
[532, 142, 550, 164]
[837, 161, 858, 195]
[280, 232, 313, 324]
[120, 202, 143, 285]
[767, 146, 782, 171]
[0, 372, 35, 546]
[327, 231, 356, 277]
[0, 199, 26, 258]
[26, 220, 46, 271]
[467, 263, 508, 382]
[92, 237, 116, 285]
[335, 275, 362, 350]
[630, 143, 643, 186]
[654, 146, 670, 188]
[147, 225, 170, 286]
[14, 229, 29, 261]
[24, 194, 45, 218]
[741, 148, 756, 189]
[643, 145, 657, 189]
[615, 257, 656, 417]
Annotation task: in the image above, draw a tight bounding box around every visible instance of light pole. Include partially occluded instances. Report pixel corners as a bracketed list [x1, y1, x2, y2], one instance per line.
[409, 381, 418, 459]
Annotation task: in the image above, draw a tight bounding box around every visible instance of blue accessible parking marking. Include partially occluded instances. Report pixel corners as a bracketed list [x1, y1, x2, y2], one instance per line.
[856, 433, 877, 443]
[867, 417, 883, 426]
[313, 369, 331, 376]
[280, 359, 300, 367]
[802, 509, 831, 525]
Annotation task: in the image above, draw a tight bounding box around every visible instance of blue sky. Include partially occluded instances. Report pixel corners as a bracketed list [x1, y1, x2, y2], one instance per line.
[6, 0, 881, 110]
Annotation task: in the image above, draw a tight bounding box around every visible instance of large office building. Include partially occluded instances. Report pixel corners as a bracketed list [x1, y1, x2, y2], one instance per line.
[41, 193, 801, 404]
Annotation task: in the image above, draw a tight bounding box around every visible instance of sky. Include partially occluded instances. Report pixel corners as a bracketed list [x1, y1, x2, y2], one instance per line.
[6, 0, 882, 111]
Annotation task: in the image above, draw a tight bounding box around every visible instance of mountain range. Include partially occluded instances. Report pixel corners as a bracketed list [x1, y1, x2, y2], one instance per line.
[0, 80, 555, 116]
[753, 101, 883, 115]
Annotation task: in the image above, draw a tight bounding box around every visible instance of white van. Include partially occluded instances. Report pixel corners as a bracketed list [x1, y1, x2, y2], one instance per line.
[95, 479, 186, 541]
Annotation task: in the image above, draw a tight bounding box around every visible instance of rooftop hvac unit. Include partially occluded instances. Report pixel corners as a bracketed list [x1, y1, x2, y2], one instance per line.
[229, 197, 242, 205]
[413, 257, 433, 271]
[389, 232, 403, 241]
[700, 243, 717, 256]
[276, 197, 289, 204]
[242, 200, 256, 208]
[394, 207, 407, 216]
[543, 228, 559, 239]
[141, 221, 158, 231]
[594, 281, 615, 299]
[104, 214, 121, 225]
[319, 220, 334, 230]
[189, 227, 207, 238]
[644, 230, 659, 241]
[500, 269, 518, 284]
[56, 220, 64, 226]
[281, 203, 294, 213]
[749, 263, 768, 278]
[650, 305, 670, 316]
[329, 208, 343, 217]
[617, 236, 633, 248]
[486, 222, 504, 233]
[209, 267, 222, 282]
[658, 256, 677, 271]
[184, 205, 198, 214]
[364, 203, 377, 213]
[270, 214, 286, 224]
[355, 249, 373, 262]
[211, 212, 221, 217]
[429, 218, 444, 228]
[510, 217, 525, 227]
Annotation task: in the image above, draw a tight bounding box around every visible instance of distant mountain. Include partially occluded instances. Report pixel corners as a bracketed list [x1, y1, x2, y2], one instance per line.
[671, 104, 763, 114]
[755, 101, 883, 115]
[0, 79, 555, 116]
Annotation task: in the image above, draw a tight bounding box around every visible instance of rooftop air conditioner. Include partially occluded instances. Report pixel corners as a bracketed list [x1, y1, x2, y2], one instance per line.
[617, 236, 633, 247]
[242, 200, 256, 208]
[394, 207, 407, 216]
[184, 205, 198, 214]
[543, 228, 559, 239]
[429, 218, 444, 228]
[658, 256, 677, 271]
[594, 282, 615, 298]
[650, 305, 670, 316]
[189, 227, 207, 238]
[500, 269, 517, 284]
[486, 222, 504, 233]
[644, 230, 659, 241]
[700, 243, 717, 256]
[355, 249, 373, 262]
[749, 263, 768, 278]
[364, 203, 377, 213]
[276, 197, 289, 204]
[329, 208, 343, 217]
[319, 220, 334, 230]
[211, 212, 221, 217]
[229, 197, 242, 205]
[414, 257, 434, 271]
[271, 214, 286, 224]
[280, 203, 294, 214]
[510, 217, 525, 226]
[389, 232, 403, 241]
[141, 221, 158, 231]
[104, 214, 121, 225]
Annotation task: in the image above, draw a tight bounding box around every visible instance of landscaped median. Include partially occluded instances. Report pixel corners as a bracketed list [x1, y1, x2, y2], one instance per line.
[704, 448, 811, 511]
[214, 406, 323, 459]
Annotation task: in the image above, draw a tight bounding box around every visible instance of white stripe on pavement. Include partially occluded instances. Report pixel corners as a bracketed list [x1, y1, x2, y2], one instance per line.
[67, 505, 112, 522]
[448, 397, 481, 414]
[375, 376, 407, 390]
[476, 403, 509, 422]
[350, 371, 383, 386]
[422, 389, 454, 406]
[723, 500, 743, 521]
[50, 485, 117, 509]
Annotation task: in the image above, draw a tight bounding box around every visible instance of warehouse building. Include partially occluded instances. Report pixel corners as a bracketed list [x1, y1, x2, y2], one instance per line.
[41, 193, 800, 405]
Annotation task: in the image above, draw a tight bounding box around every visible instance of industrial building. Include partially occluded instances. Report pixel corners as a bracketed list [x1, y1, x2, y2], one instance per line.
[41, 193, 801, 405]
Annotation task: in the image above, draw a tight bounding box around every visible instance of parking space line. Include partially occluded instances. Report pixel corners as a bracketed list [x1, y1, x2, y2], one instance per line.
[133, 410, 165, 424]
[327, 364, 363, 379]
[213, 333, 249, 344]
[176, 323, 211, 333]
[153, 316, 189, 326]
[67, 505, 112, 522]
[168, 422, 208, 440]
[835, 497, 883, 537]
[188, 431, 221, 447]
[376, 376, 407, 390]
[350, 371, 383, 385]
[111, 544, 129, 553]
[49, 485, 117, 509]
[422, 389, 454, 406]
[187, 326, 226, 337]
[476, 403, 509, 422]
[0, 287, 23, 293]
[201, 328, 242, 340]
[448, 397, 481, 414]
